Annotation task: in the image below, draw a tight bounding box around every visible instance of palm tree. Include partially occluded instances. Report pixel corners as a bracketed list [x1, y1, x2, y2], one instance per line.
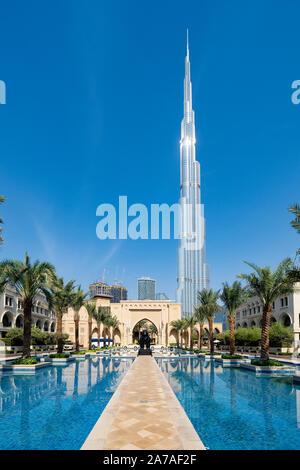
[289, 204, 300, 234]
[220, 281, 247, 356]
[238, 258, 294, 361]
[194, 305, 206, 350]
[198, 288, 220, 354]
[109, 315, 120, 345]
[93, 306, 110, 348]
[51, 276, 76, 354]
[184, 315, 197, 350]
[0, 195, 4, 244]
[102, 312, 114, 346]
[170, 319, 184, 347]
[71, 286, 88, 352]
[0, 253, 55, 357]
[85, 302, 96, 350]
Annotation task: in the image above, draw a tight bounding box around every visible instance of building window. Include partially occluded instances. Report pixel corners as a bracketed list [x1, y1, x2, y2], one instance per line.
[5, 296, 13, 307]
[17, 299, 22, 309]
[272, 302, 275, 309]
[257, 306, 261, 313]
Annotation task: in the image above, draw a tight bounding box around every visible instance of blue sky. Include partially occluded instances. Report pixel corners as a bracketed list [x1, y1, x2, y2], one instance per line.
[0, 0, 299, 300]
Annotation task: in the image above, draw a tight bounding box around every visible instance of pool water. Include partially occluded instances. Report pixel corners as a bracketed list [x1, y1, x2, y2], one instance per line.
[0, 357, 133, 449]
[156, 357, 300, 450]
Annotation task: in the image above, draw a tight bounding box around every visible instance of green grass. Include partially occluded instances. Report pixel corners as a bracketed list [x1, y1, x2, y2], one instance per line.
[14, 358, 38, 365]
[251, 359, 283, 367]
[221, 354, 243, 360]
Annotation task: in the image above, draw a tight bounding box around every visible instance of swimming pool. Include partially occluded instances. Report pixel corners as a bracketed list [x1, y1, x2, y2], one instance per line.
[156, 357, 300, 450]
[0, 357, 133, 449]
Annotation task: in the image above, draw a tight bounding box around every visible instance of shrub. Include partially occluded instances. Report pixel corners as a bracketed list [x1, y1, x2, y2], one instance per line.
[251, 359, 283, 367]
[5, 328, 23, 346]
[221, 354, 243, 359]
[269, 323, 293, 347]
[49, 353, 70, 358]
[235, 327, 261, 346]
[14, 358, 38, 365]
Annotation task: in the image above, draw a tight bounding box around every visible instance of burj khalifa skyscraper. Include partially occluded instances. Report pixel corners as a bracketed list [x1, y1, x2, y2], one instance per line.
[176, 31, 209, 316]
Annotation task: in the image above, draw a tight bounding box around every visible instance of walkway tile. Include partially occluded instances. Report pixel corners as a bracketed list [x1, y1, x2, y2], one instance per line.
[81, 356, 205, 450]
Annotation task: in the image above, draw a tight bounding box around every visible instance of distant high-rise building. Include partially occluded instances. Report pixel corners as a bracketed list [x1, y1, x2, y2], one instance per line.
[156, 292, 169, 300]
[110, 284, 128, 303]
[138, 277, 156, 300]
[89, 281, 127, 302]
[176, 31, 209, 316]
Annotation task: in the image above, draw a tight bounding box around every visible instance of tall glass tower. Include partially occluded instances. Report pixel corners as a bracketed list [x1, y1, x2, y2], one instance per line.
[176, 31, 209, 316]
[138, 277, 156, 300]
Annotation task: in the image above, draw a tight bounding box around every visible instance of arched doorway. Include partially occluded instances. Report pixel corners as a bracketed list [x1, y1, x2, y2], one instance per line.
[15, 314, 24, 328]
[2, 312, 12, 327]
[270, 317, 277, 325]
[36, 319, 42, 329]
[44, 321, 49, 332]
[168, 328, 178, 346]
[50, 322, 55, 332]
[113, 328, 121, 345]
[280, 313, 291, 327]
[132, 319, 158, 345]
[250, 321, 256, 327]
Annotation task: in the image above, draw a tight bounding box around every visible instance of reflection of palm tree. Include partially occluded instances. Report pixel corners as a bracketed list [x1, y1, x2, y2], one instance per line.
[20, 380, 31, 448]
[229, 367, 236, 410]
[209, 362, 215, 398]
[72, 361, 80, 401]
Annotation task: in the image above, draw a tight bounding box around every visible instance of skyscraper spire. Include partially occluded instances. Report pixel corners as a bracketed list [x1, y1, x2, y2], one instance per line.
[176, 31, 209, 317]
[187, 28, 189, 59]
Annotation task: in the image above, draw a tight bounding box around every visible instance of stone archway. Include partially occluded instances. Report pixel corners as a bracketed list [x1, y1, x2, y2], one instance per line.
[36, 319, 42, 329]
[50, 322, 55, 332]
[132, 319, 158, 345]
[44, 321, 49, 332]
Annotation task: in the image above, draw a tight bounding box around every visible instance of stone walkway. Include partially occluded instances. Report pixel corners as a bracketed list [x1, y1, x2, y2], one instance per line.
[81, 356, 205, 450]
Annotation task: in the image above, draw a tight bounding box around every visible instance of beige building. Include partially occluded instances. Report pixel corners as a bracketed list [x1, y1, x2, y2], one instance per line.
[62, 297, 223, 348]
